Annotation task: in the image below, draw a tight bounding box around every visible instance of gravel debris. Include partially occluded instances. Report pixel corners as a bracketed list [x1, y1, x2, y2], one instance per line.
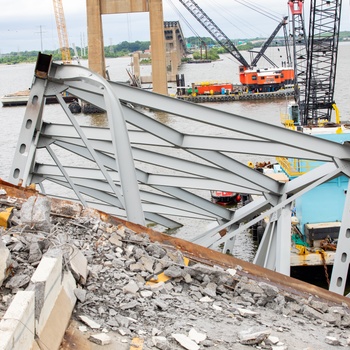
[0, 195, 349, 349]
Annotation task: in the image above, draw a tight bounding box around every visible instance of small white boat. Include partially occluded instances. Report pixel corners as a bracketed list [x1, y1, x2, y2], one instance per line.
[1, 89, 76, 107]
[1, 90, 30, 106]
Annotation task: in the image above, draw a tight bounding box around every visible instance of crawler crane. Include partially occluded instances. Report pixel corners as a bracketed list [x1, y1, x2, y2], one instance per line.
[288, 0, 342, 125]
[178, 0, 294, 92]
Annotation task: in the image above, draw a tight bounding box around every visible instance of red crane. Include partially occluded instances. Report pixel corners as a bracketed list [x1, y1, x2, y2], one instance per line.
[178, 0, 294, 92]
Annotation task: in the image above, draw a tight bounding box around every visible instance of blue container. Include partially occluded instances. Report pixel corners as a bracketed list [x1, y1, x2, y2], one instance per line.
[290, 132, 350, 235]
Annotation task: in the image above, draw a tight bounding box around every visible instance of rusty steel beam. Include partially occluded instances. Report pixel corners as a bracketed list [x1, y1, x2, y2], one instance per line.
[0, 179, 348, 307]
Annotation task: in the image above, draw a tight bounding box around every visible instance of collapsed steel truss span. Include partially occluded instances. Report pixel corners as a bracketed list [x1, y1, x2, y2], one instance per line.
[9, 54, 350, 295]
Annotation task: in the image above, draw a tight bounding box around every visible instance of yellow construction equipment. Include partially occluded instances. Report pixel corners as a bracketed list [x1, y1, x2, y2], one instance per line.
[0, 207, 13, 228]
[52, 0, 71, 63]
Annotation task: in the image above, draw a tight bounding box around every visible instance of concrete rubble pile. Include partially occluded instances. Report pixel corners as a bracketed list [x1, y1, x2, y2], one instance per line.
[0, 192, 350, 350]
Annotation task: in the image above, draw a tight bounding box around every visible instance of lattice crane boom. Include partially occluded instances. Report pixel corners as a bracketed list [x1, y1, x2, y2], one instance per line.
[251, 16, 289, 67]
[178, 0, 294, 92]
[53, 0, 71, 63]
[178, 0, 250, 68]
[305, 0, 342, 124]
[289, 0, 342, 125]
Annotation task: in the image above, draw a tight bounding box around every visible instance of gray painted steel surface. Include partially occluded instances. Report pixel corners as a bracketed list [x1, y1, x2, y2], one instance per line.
[9, 54, 350, 295]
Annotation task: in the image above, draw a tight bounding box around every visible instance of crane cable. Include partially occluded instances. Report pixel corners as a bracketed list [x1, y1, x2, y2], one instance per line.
[233, 0, 282, 22]
[165, 0, 203, 38]
[167, 0, 289, 64]
[207, 0, 268, 38]
[209, 0, 284, 38]
[169, 0, 286, 40]
[127, 13, 132, 42]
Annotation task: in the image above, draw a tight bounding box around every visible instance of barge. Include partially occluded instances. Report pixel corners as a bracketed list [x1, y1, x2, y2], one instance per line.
[176, 87, 294, 103]
[175, 77, 294, 103]
[1, 89, 76, 107]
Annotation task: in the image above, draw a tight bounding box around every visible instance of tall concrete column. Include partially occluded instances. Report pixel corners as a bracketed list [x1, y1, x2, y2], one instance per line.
[86, 0, 106, 77]
[86, 0, 168, 93]
[132, 52, 141, 79]
[170, 50, 178, 81]
[149, 0, 168, 95]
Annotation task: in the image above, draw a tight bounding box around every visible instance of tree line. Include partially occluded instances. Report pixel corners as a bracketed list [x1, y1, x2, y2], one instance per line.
[0, 37, 261, 65]
[1, 32, 349, 65]
[0, 40, 151, 65]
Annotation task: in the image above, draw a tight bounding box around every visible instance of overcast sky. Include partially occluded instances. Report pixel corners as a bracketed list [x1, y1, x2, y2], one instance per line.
[0, 0, 349, 54]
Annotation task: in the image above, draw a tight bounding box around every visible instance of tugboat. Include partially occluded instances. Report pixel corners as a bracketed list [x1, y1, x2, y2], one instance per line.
[210, 191, 241, 206]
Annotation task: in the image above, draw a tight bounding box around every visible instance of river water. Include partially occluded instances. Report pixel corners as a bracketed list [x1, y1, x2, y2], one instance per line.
[1, 43, 350, 262]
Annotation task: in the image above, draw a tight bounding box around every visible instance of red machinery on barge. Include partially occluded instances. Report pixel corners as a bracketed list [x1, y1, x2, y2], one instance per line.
[177, 0, 294, 99]
[210, 191, 241, 206]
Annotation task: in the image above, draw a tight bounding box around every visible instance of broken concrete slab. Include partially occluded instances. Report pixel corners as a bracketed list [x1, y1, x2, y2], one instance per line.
[0, 291, 35, 350]
[0, 238, 11, 287]
[238, 329, 271, 345]
[109, 233, 123, 248]
[74, 288, 87, 303]
[188, 328, 206, 343]
[20, 196, 51, 232]
[122, 280, 140, 294]
[89, 333, 112, 345]
[30, 250, 63, 334]
[5, 274, 30, 290]
[172, 333, 200, 350]
[79, 315, 101, 329]
[69, 246, 88, 285]
[34, 281, 76, 350]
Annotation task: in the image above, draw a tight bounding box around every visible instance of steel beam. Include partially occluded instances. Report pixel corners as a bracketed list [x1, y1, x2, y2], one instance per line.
[9, 77, 46, 185]
[330, 180, 350, 295]
[10, 55, 350, 295]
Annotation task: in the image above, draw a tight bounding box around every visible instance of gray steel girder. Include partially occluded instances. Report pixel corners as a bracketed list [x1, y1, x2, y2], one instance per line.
[330, 178, 350, 295]
[8, 77, 46, 185]
[52, 65, 350, 161]
[9, 56, 350, 295]
[41, 120, 332, 162]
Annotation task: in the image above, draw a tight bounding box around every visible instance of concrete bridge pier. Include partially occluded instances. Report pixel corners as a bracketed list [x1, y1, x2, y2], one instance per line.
[86, 0, 168, 94]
